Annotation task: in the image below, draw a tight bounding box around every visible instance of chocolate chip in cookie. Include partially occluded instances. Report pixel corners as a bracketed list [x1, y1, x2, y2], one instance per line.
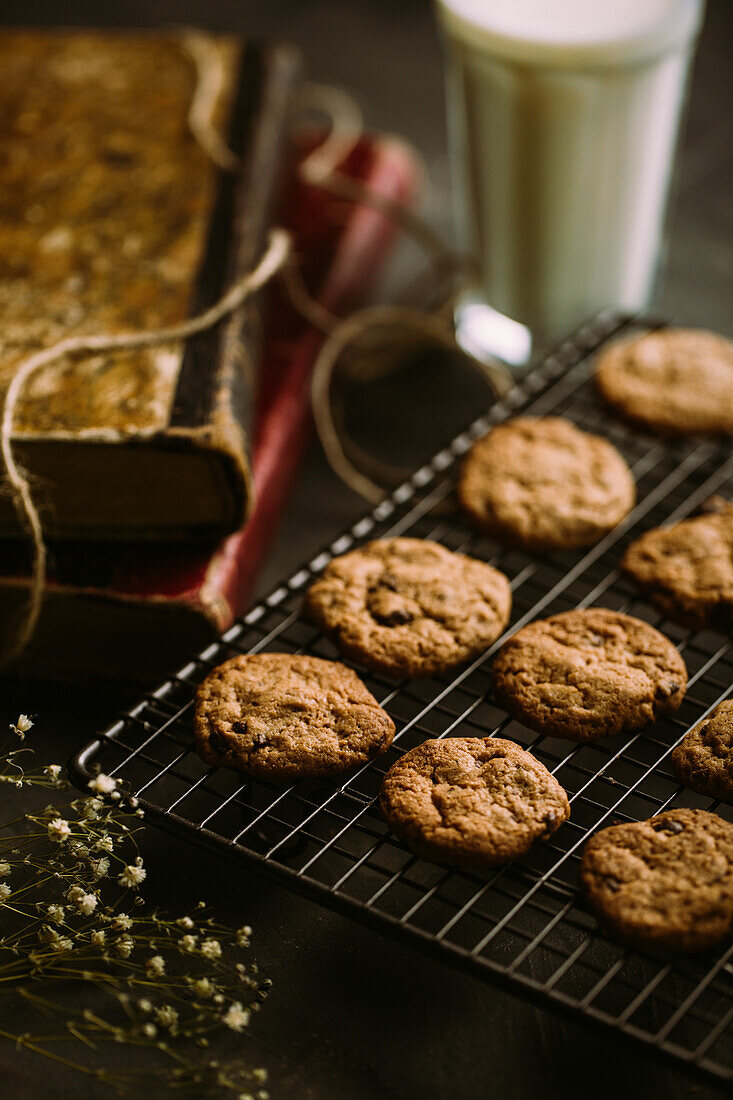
[621, 499, 733, 630]
[672, 700, 733, 804]
[492, 608, 687, 741]
[457, 416, 635, 551]
[194, 653, 395, 779]
[595, 327, 733, 435]
[580, 808, 733, 953]
[379, 736, 570, 870]
[304, 537, 512, 678]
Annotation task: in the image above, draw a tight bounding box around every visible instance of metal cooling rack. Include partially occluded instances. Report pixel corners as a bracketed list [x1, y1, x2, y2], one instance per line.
[70, 311, 733, 1085]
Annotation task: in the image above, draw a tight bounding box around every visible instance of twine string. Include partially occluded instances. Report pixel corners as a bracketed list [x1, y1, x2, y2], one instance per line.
[0, 228, 291, 666]
[0, 35, 513, 664]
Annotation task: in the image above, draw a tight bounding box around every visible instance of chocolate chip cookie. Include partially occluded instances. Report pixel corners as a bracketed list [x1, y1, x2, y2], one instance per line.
[621, 497, 733, 630]
[457, 417, 635, 551]
[304, 537, 512, 679]
[580, 809, 733, 953]
[595, 327, 733, 435]
[379, 737, 570, 870]
[194, 653, 395, 779]
[672, 701, 733, 804]
[492, 608, 687, 741]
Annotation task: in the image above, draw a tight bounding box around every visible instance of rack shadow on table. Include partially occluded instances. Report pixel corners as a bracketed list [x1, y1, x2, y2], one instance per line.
[70, 311, 733, 1085]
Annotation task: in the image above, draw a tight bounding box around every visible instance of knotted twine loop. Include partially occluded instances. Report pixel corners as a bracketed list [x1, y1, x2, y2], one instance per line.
[0, 36, 512, 665]
[293, 82, 513, 504]
[0, 228, 291, 667]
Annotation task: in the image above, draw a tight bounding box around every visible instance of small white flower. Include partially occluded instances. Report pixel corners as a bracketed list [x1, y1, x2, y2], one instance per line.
[88, 773, 117, 795]
[44, 764, 62, 782]
[0, 883, 11, 901]
[51, 938, 73, 953]
[0, 862, 10, 878]
[66, 886, 85, 904]
[178, 934, 198, 953]
[223, 1001, 250, 1031]
[118, 860, 146, 889]
[38, 925, 60, 944]
[91, 930, 106, 946]
[145, 955, 165, 978]
[200, 938, 222, 960]
[142, 1022, 157, 1039]
[46, 904, 65, 924]
[111, 913, 132, 931]
[138, 998, 153, 1013]
[115, 936, 134, 959]
[47, 818, 71, 843]
[94, 835, 113, 853]
[193, 977, 215, 999]
[83, 798, 104, 820]
[91, 857, 110, 879]
[154, 1004, 178, 1030]
[236, 925, 252, 947]
[10, 714, 33, 739]
[75, 892, 98, 917]
[176, 916, 194, 930]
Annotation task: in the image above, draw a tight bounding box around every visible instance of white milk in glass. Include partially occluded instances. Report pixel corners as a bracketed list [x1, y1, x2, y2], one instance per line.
[436, 0, 704, 363]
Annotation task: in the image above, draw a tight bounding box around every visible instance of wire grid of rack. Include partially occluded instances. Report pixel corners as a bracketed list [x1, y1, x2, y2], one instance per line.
[70, 311, 733, 1084]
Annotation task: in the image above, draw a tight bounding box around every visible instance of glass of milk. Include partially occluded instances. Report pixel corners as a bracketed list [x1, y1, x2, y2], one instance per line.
[435, 0, 705, 367]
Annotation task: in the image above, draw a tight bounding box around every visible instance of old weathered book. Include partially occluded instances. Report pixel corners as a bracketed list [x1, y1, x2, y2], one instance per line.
[0, 29, 299, 540]
[0, 135, 420, 679]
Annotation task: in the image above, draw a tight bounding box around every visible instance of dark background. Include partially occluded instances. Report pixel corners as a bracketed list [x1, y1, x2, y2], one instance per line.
[3, 2, 732, 1098]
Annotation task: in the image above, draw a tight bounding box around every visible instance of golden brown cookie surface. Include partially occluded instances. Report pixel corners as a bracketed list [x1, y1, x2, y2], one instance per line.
[304, 537, 512, 678]
[457, 417, 635, 550]
[492, 609, 687, 741]
[595, 328, 733, 435]
[621, 497, 733, 630]
[195, 653, 394, 779]
[672, 701, 733, 804]
[380, 737, 570, 870]
[580, 809, 733, 953]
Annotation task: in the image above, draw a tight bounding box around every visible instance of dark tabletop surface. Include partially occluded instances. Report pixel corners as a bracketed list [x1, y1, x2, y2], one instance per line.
[3, 2, 733, 1098]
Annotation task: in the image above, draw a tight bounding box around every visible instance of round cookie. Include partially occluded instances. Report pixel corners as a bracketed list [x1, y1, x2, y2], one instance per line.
[671, 700, 733, 805]
[379, 737, 570, 870]
[580, 809, 733, 953]
[457, 416, 635, 551]
[304, 537, 512, 679]
[621, 497, 733, 630]
[595, 327, 733, 435]
[194, 653, 395, 779]
[492, 608, 687, 741]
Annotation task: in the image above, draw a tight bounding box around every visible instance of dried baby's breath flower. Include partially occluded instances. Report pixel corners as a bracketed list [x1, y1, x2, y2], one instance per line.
[47, 818, 71, 842]
[87, 773, 117, 795]
[115, 936, 134, 959]
[154, 1004, 179, 1031]
[0, 709, 270, 1093]
[222, 1002, 250, 1032]
[10, 714, 33, 739]
[118, 858, 146, 889]
[145, 955, 165, 978]
[91, 857, 110, 878]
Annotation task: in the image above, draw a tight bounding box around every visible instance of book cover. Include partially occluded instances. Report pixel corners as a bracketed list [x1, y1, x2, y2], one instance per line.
[0, 29, 300, 541]
[0, 134, 420, 680]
